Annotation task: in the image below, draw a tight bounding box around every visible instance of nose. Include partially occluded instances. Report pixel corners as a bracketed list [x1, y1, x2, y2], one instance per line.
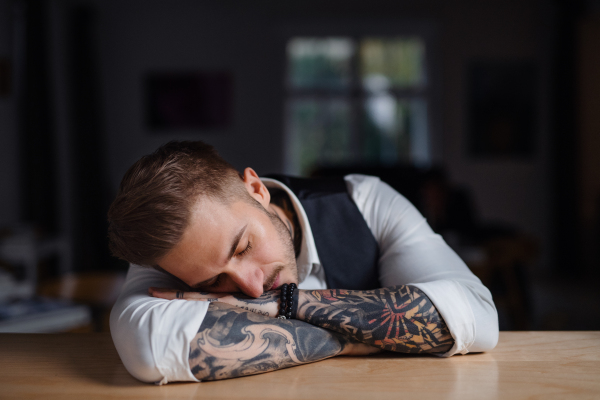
[229, 263, 264, 298]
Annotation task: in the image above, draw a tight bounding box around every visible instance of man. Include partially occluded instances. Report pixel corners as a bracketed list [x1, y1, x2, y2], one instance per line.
[108, 141, 498, 385]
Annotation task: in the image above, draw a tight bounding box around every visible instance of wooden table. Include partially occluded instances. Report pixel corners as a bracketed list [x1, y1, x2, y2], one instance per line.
[1, 332, 599, 399]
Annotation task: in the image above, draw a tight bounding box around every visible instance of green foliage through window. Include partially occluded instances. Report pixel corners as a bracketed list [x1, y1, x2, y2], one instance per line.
[286, 36, 429, 176]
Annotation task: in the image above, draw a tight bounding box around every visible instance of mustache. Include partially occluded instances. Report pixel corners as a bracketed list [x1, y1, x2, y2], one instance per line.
[263, 265, 284, 292]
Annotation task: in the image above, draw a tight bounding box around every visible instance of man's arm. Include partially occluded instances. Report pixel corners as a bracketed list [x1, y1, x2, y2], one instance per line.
[345, 175, 498, 354]
[152, 284, 454, 357]
[189, 302, 379, 381]
[296, 285, 453, 353]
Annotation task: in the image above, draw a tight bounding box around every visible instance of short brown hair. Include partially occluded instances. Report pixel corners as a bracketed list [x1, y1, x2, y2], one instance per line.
[107, 141, 247, 266]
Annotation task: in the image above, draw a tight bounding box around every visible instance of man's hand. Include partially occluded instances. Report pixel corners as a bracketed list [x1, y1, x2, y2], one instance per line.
[149, 287, 280, 317]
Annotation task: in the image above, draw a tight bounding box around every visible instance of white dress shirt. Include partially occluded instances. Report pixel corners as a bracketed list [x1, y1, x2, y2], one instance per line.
[110, 174, 499, 384]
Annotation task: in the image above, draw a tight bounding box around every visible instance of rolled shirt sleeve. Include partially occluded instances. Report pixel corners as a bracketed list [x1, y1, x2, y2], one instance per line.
[110, 264, 207, 384]
[345, 174, 499, 355]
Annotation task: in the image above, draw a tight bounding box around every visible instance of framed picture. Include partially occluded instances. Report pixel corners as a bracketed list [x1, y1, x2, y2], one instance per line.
[467, 62, 537, 158]
[145, 71, 233, 131]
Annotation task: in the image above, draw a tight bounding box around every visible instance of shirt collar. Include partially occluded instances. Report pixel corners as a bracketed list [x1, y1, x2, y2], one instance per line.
[261, 177, 321, 283]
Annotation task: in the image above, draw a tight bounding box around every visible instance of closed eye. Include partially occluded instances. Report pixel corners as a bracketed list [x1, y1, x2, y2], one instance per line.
[236, 241, 252, 257]
[201, 242, 252, 290]
[207, 274, 222, 289]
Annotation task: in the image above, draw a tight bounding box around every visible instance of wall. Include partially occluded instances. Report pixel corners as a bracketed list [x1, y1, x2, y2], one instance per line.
[0, 0, 19, 227]
[92, 0, 285, 198]
[82, 0, 553, 269]
[0, 0, 554, 272]
[578, 13, 600, 273]
[440, 2, 554, 271]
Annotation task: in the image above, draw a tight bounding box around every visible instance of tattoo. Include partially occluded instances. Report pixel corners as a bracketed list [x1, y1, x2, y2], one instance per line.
[238, 306, 270, 316]
[231, 290, 279, 303]
[189, 303, 356, 380]
[297, 286, 454, 354]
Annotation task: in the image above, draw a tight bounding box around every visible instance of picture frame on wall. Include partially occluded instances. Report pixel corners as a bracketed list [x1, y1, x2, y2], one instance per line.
[145, 71, 233, 131]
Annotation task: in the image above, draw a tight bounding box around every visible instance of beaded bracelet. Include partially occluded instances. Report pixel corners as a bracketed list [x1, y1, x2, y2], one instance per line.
[277, 283, 297, 320]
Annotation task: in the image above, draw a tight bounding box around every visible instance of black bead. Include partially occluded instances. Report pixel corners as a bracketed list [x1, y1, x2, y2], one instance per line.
[279, 308, 286, 315]
[286, 312, 292, 318]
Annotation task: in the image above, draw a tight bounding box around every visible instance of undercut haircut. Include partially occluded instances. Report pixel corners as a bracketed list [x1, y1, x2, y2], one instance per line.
[107, 141, 250, 266]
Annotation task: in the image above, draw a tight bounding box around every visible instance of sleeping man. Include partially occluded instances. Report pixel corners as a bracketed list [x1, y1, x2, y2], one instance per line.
[107, 140, 498, 384]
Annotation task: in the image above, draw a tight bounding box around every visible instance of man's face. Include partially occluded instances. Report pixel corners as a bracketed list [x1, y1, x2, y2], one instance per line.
[157, 169, 298, 298]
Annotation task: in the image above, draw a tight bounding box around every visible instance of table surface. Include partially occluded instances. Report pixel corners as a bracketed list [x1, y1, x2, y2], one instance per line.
[1, 331, 599, 400]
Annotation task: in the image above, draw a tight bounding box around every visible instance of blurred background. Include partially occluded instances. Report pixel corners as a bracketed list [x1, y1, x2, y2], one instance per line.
[0, 0, 599, 333]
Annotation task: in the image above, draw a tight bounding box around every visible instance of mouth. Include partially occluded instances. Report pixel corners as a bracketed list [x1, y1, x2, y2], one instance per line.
[267, 271, 281, 291]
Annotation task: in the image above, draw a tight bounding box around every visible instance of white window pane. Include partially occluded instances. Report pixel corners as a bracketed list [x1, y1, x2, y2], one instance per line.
[287, 38, 354, 89]
[408, 98, 430, 167]
[286, 98, 352, 175]
[362, 97, 429, 165]
[360, 37, 426, 89]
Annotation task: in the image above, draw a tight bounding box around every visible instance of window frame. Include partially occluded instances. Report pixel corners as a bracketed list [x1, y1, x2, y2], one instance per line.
[279, 20, 441, 175]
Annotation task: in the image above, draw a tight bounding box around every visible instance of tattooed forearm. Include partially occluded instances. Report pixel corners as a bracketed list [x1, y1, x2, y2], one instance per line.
[297, 285, 454, 354]
[189, 302, 376, 381]
[237, 306, 270, 316]
[229, 291, 279, 305]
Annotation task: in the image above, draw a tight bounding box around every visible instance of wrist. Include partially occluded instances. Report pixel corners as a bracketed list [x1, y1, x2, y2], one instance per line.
[295, 289, 310, 320]
[291, 286, 299, 319]
[277, 283, 299, 319]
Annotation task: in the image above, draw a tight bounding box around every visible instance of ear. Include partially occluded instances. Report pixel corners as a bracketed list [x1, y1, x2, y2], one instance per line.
[242, 167, 270, 208]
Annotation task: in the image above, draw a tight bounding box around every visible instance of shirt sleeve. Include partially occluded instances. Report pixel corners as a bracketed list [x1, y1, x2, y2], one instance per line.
[109, 264, 208, 384]
[345, 174, 499, 356]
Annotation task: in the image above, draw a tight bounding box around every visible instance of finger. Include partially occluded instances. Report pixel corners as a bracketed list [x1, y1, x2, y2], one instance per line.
[148, 287, 178, 300]
[148, 287, 225, 301]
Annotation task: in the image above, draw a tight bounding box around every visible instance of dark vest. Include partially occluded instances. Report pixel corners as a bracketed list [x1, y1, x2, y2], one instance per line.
[267, 175, 380, 290]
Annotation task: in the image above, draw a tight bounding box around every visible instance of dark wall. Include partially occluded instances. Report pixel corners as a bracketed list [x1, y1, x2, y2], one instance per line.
[0, 0, 19, 227]
[0, 0, 595, 276]
[88, 0, 556, 271]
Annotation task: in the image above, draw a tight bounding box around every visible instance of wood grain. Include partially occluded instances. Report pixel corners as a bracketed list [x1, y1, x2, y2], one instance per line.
[0, 332, 598, 400]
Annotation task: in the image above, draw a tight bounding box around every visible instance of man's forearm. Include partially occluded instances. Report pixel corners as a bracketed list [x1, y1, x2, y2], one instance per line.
[189, 302, 377, 381]
[296, 285, 454, 354]
[151, 284, 453, 377]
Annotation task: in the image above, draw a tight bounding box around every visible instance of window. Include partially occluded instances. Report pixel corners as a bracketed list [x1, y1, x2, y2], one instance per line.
[284, 36, 431, 176]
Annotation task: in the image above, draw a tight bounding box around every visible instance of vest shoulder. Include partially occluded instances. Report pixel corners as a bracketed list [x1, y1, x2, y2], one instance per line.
[264, 174, 348, 198]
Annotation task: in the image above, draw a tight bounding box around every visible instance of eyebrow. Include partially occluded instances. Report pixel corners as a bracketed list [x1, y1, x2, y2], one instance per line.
[227, 224, 247, 261]
[190, 224, 247, 290]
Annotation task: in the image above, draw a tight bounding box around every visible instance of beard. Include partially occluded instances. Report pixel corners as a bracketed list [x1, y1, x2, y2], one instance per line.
[264, 209, 299, 288]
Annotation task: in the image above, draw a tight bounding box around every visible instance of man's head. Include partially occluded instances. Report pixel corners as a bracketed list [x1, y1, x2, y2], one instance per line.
[108, 141, 298, 297]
